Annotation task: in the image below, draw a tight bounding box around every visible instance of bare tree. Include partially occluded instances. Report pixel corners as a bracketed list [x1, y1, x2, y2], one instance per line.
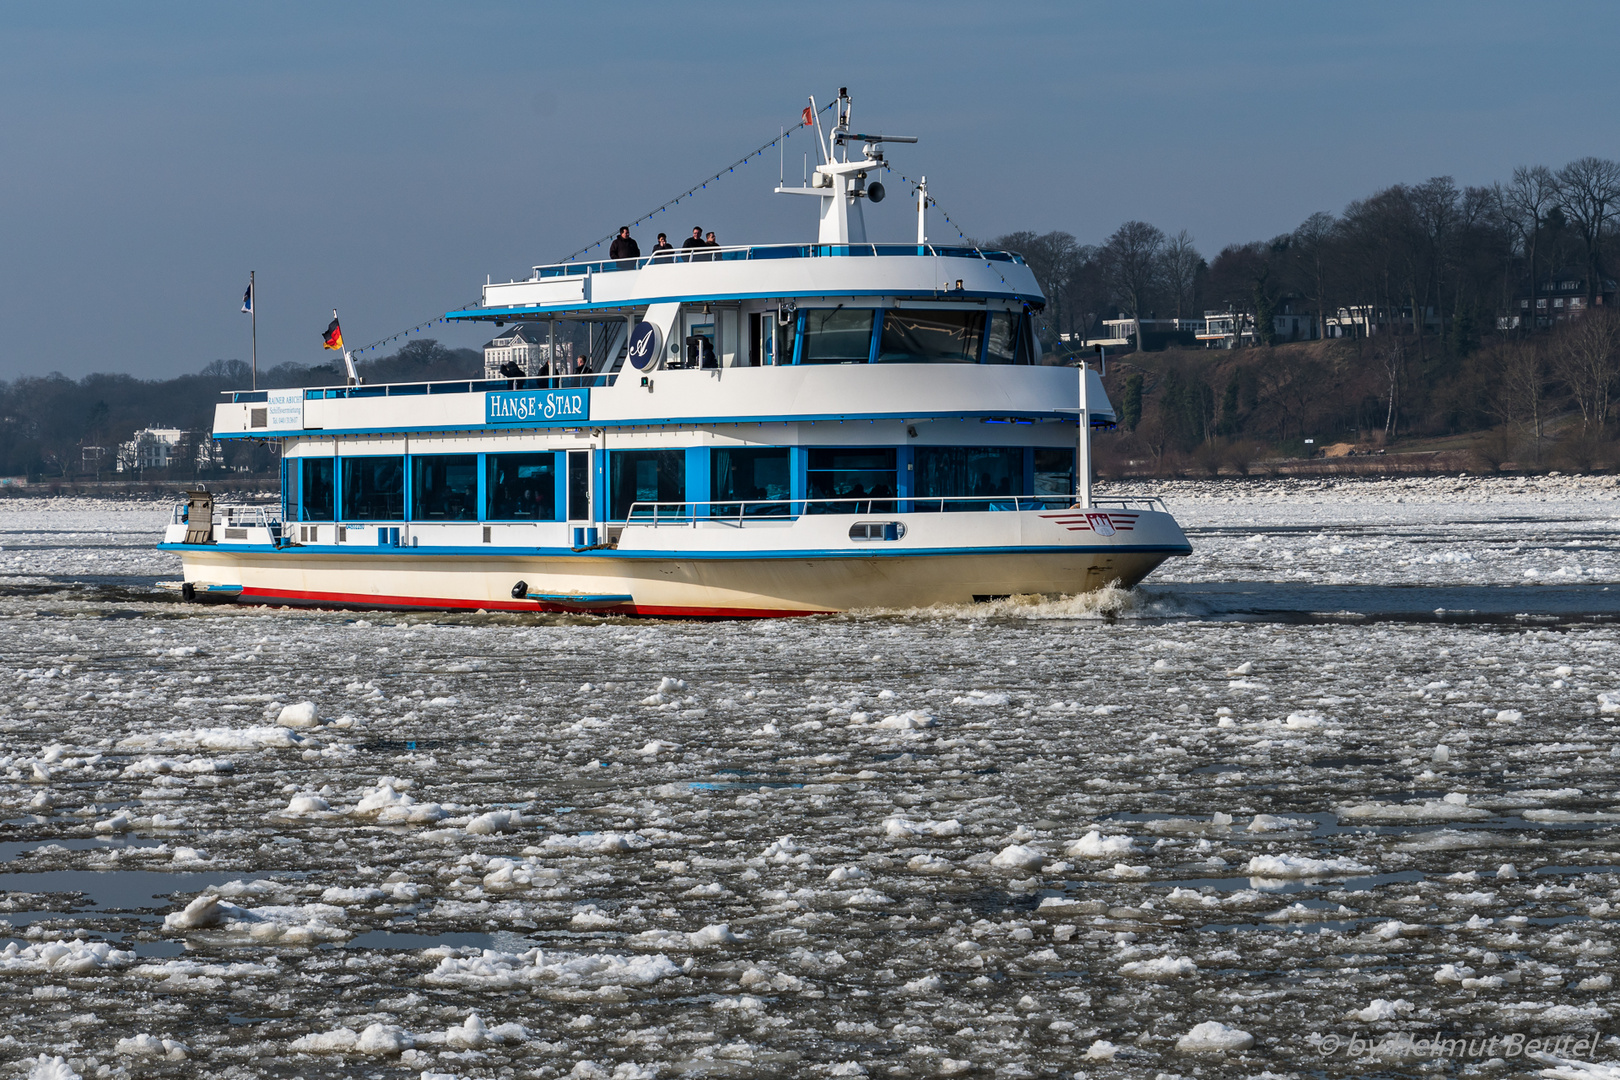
[1555, 157, 1620, 306]
[1487, 340, 1548, 459]
[1380, 336, 1406, 436]
[1551, 308, 1620, 432]
[1159, 230, 1201, 321]
[1099, 221, 1166, 348]
[1290, 212, 1336, 341]
[1410, 176, 1461, 356]
[1498, 165, 1558, 322]
[992, 230, 1095, 345]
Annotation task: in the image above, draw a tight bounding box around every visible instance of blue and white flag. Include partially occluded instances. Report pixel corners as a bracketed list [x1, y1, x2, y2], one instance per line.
[240, 281, 253, 314]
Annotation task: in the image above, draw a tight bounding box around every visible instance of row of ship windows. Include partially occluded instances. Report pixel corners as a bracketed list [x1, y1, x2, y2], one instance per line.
[285, 446, 1076, 523]
[775, 308, 1040, 366]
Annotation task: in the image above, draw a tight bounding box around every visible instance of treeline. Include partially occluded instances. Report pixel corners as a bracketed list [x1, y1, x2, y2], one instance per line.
[994, 156, 1620, 355]
[1095, 310, 1620, 475]
[989, 156, 1620, 470]
[0, 340, 481, 479]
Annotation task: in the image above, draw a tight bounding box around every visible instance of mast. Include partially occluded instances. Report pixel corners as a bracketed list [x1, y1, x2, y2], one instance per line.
[775, 88, 915, 245]
[1077, 360, 1093, 508]
[249, 270, 257, 391]
[916, 177, 928, 244]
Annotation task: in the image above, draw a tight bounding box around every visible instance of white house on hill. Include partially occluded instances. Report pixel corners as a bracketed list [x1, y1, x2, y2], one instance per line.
[483, 324, 572, 379]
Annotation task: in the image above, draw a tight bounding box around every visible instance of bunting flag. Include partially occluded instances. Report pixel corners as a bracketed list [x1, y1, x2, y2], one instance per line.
[240, 281, 253, 314]
[322, 316, 344, 351]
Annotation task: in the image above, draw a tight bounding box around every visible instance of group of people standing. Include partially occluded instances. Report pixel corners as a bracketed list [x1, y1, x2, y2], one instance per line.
[610, 226, 721, 264]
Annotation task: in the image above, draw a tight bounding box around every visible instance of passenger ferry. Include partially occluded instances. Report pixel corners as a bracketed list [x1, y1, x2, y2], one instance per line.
[162, 91, 1190, 616]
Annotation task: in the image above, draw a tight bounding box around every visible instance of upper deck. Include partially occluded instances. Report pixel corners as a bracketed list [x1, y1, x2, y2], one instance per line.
[212, 362, 1115, 439]
[456, 243, 1044, 321]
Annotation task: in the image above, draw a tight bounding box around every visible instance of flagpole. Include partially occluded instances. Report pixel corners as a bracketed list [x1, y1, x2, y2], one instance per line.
[250, 270, 257, 390]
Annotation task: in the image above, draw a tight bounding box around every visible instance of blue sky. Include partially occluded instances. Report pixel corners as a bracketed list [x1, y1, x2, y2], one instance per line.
[1, 1, 1614, 380]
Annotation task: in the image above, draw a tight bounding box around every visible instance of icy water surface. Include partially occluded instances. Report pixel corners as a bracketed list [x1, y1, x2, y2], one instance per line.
[2, 481, 1620, 1079]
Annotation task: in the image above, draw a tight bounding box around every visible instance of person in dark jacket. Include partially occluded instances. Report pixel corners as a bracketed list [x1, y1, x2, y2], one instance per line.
[650, 233, 674, 262]
[680, 226, 705, 261]
[609, 226, 640, 266]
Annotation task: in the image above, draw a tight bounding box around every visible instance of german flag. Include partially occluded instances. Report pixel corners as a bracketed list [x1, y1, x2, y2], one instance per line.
[322, 316, 344, 351]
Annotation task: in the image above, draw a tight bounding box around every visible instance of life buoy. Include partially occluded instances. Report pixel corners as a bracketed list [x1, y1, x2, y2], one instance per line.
[181, 582, 196, 602]
[511, 581, 528, 600]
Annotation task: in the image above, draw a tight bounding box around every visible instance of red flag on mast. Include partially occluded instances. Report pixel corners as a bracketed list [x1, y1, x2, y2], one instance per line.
[801, 106, 813, 126]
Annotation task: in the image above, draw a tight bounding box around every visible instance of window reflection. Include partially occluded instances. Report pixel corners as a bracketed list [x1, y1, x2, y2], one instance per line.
[411, 455, 477, 521]
[486, 453, 558, 521]
[340, 456, 405, 521]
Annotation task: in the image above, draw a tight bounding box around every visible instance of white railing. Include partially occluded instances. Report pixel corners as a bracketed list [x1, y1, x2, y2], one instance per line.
[170, 502, 280, 529]
[1090, 496, 1168, 513]
[217, 505, 280, 529]
[624, 493, 1165, 526]
[525, 242, 1026, 281]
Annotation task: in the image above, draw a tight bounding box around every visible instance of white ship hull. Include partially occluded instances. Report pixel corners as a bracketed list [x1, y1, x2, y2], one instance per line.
[165, 508, 1189, 616]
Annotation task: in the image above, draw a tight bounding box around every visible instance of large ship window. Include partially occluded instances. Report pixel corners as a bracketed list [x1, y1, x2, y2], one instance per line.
[611, 449, 685, 519]
[1034, 448, 1075, 502]
[712, 447, 791, 516]
[487, 453, 558, 521]
[807, 447, 895, 513]
[985, 311, 1036, 364]
[411, 454, 477, 521]
[877, 309, 985, 363]
[799, 308, 875, 364]
[340, 456, 405, 521]
[294, 458, 334, 522]
[985, 312, 1016, 364]
[914, 446, 1023, 510]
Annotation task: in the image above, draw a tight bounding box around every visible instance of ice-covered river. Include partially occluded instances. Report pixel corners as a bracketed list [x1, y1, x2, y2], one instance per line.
[2, 475, 1620, 1079]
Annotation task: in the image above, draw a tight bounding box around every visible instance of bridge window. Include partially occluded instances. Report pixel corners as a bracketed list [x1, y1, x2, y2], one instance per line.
[799, 308, 876, 364]
[341, 456, 405, 521]
[1034, 448, 1075, 500]
[293, 458, 334, 522]
[807, 447, 895, 513]
[877, 309, 985, 363]
[985, 311, 1035, 364]
[611, 449, 685, 519]
[712, 446, 790, 516]
[411, 454, 477, 521]
[486, 453, 558, 521]
[914, 446, 1022, 509]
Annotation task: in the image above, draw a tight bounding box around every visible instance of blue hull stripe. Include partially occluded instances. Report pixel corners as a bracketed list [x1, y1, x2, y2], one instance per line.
[447, 287, 1037, 321]
[214, 409, 1101, 441]
[160, 542, 1191, 561]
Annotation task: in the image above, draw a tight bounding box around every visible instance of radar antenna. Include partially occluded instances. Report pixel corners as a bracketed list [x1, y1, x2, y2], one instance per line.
[774, 88, 915, 244]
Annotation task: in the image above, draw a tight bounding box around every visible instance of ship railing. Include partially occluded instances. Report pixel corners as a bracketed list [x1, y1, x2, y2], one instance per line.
[168, 500, 282, 536]
[530, 243, 1026, 279]
[225, 374, 606, 403]
[215, 505, 281, 529]
[625, 493, 1165, 526]
[1088, 496, 1169, 513]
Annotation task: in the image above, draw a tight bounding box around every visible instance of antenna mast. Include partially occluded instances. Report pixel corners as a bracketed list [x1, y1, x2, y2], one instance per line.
[774, 88, 916, 245]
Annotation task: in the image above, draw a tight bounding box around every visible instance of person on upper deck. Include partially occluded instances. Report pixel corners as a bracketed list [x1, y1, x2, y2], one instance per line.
[650, 233, 674, 262]
[609, 226, 640, 266]
[681, 227, 706, 260]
